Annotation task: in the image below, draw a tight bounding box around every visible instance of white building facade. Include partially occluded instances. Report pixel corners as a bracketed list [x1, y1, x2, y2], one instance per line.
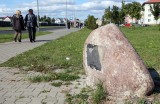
[141, 0, 160, 25]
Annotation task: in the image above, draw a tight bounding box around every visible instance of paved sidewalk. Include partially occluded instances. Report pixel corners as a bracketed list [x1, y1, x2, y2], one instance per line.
[0, 28, 79, 64]
[0, 67, 87, 104]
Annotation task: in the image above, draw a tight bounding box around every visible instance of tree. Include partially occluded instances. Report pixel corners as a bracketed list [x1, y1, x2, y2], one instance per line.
[119, 0, 126, 24]
[150, 3, 160, 24]
[103, 6, 112, 24]
[112, 5, 120, 24]
[46, 17, 51, 24]
[38, 15, 41, 21]
[102, 2, 124, 25]
[40, 17, 44, 22]
[40, 16, 53, 24]
[124, 2, 142, 22]
[52, 18, 55, 23]
[86, 15, 98, 30]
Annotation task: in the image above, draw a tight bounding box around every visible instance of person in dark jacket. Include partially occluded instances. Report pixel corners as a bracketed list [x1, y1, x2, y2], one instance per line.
[12, 10, 25, 42]
[67, 21, 70, 29]
[24, 9, 38, 42]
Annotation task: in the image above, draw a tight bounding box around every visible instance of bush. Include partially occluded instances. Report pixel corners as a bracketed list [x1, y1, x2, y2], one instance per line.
[85, 15, 98, 30]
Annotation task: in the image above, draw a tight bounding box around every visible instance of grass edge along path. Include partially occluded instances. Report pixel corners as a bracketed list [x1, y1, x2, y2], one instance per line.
[0, 28, 91, 71]
[0, 26, 65, 30]
[0, 31, 52, 43]
[1, 26, 160, 71]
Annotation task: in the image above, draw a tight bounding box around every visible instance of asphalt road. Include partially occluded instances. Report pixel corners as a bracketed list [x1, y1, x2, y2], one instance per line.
[0, 26, 66, 34]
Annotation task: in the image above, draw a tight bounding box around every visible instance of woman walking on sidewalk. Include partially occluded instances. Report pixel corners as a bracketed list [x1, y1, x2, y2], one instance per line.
[12, 10, 25, 42]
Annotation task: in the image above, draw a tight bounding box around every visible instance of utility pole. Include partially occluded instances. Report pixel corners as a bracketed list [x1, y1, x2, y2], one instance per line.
[37, 0, 40, 32]
[66, 0, 68, 29]
[74, 0, 76, 28]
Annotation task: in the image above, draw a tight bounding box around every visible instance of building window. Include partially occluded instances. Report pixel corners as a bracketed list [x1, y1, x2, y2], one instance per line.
[148, 19, 151, 22]
[148, 9, 150, 12]
[148, 14, 151, 17]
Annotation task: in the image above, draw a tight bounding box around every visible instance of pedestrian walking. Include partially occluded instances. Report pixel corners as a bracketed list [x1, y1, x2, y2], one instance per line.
[67, 21, 70, 29]
[12, 10, 25, 42]
[24, 9, 38, 42]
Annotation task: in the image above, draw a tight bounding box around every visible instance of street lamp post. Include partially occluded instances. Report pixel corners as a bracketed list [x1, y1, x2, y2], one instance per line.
[66, 0, 68, 29]
[37, 0, 40, 32]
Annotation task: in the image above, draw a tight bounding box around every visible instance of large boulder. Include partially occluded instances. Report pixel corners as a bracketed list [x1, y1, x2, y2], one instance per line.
[83, 24, 154, 99]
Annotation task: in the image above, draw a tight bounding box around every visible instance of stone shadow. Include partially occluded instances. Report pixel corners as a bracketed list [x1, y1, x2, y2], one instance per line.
[148, 68, 160, 93]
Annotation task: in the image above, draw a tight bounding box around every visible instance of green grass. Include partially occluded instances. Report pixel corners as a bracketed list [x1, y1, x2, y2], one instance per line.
[121, 26, 160, 70]
[0, 31, 52, 43]
[51, 82, 63, 87]
[58, 73, 80, 81]
[28, 73, 58, 83]
[65, 86, 94, 104]
[0, 27, 12, 30]
[0, 26, 65, 30]
[1, 26, 160, 72]
[29, 72, 80, 83]
[92, 83, 106, 104]
[0, 28, 91, 70]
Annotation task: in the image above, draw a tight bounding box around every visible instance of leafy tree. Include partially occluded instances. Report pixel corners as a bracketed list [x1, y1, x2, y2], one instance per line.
[40, 17, 44, 22]
[102, 1, 142, 25]
[150, 3, 160, 24]
[124, 2, 142, 22]
[119, 0, 126, 24]
[102, 1, 125, 25]
[40, 16, 53, 24]
[112, 5, 120, 24]
[124, 3, 132, 17]
[44, 15, 47, 21]
[103, 6, 112, 24]
[46, 17, 52, 24]
[86, 15, 98, 30]
[52, 18, 55, 23]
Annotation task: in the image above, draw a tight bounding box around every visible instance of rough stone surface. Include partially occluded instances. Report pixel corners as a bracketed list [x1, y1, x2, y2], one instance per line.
[83, 24, 155, 99]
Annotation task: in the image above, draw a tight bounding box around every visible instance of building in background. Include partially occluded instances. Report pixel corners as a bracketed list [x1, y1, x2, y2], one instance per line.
[3, 16, 12, 22]
[125, 15, 138, 24]
[55, 18, 65, 24]
[0, 17, 3, 21]
[96, 18, 102, 27]
[141, 0, 160, 25]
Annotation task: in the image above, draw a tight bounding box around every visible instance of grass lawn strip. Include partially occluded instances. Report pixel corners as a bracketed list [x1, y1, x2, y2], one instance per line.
[0, 31, 52, 43]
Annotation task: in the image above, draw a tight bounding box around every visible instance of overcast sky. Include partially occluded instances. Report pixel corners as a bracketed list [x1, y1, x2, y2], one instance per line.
[0, 0, 146, 20]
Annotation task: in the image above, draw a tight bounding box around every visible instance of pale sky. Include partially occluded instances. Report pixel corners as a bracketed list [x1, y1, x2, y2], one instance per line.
[0, 0, 146, 20]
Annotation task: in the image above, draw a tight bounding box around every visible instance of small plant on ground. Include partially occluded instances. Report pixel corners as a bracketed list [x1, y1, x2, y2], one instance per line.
[65, 86, 94, 104]
[92, 83, 107, 104]
[65, 92, 89, 104]
[51, 82, 63, 87]
[63, 81, 72, 85]
[137, 98, 146, 104]
[28, 72, 80, 83]
[41, 90, 50, 93]
[28, 73, 59, 83]
[28, 75, 43, 83]
[58, 73, 80, 81]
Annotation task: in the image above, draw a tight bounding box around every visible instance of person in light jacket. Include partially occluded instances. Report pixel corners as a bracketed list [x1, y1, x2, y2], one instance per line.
[12, 10, 25, 42]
